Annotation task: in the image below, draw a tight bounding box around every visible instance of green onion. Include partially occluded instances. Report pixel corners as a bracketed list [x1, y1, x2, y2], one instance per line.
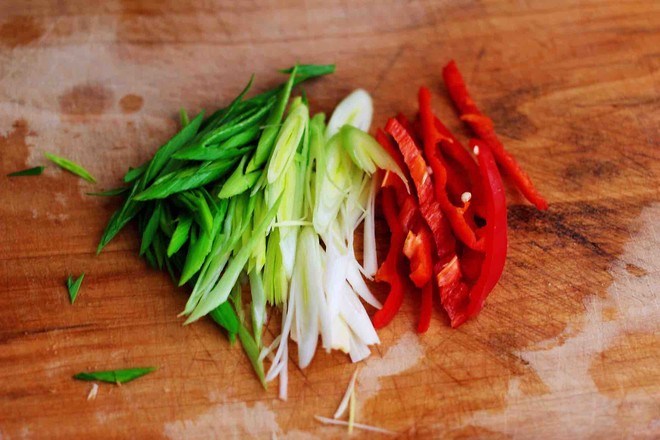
[184, 195, 281, 323]
[66, 273, 85, 304]
[209, 301, 239, 339]
[167, 215, 193, 257]
[238, 324, 266, 388]
[73, 367, 156, 384]
[94, 66, 400, 395]
[340, 125, 406, 184]
[179, 108, 190, 127]
[44, 153, 96, 183]
[247, 66, 299, 173]
[134, 158, 239, 201]
[124, 163, 147, 183]
[142, 111, 205, 185]
[86, 187, 129, 197]
[97, 112, 205, 254]
[7, 166, 44, 177]
[139, 203, 163, 255]
[217, 156, 262, 199]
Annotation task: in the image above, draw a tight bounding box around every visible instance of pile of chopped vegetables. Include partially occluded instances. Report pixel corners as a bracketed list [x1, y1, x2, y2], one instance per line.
[94, 64, 406, 397]
[8, 61, 547, 402]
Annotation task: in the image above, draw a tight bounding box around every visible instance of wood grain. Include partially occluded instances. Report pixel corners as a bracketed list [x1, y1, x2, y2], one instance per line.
[1, 1, 659, 438]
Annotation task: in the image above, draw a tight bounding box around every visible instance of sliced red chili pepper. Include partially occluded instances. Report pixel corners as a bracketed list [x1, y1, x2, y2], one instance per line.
[403, 220, 434, 288]
[440, 279, 470, 328]
[435, 256, 469, 327]
[433, 116, 481, 190]
[441, 152, 472, 205]
[436, 255, 462, 290]
[376, 128, 407, 176]
[460, 247, 484, 282]
[442, 60, 548, 211]
[418, 87, 484, 252]
[436, 140, 508, 327]
[462, 139, 508, 322]
[395, 112, 419, 142]
[399, 194, 420, 233]
[373, 187, 407, 329]
[417, 281, 434, 333]
[385, 118, 456, 264]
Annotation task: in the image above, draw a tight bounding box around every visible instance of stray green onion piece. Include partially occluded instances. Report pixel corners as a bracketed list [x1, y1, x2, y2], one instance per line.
[66, 273, 85, 304]
[86, 187, 129, 197]
[180, 108, 190, 127]
[73, 367, 156, 384]
[7, 166, 44, 177]
[44, 152, 96, 183]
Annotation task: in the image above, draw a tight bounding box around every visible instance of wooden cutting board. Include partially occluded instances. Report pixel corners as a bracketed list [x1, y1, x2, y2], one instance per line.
[1, 1, 658, 438]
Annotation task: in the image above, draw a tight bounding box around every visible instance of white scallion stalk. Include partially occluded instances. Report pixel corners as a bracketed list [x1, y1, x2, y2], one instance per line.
[340, 124, 408, 189]
[266, 276, 295, 382]
[277, 164, 301, 278]
[346, 261, 382, 309]
[87, 383, 99, 401]
[266, 98, 308, 185]
[334, 367, 359, 419]
[249, 269, 266, 346]
[325, 89, 373, 139]
[338, 281, 379, 346]
[258, 335, 281, 362]
[361, 173, 380, 278]
[348, 385, 356, 434]
[263, 89, 388, 400]
[293, 227, 323, 368]
[314, 416, 396, 436]
[279, 341, 289, 401]
[266, 100, 309, 280]
[312, 134, 354, 236]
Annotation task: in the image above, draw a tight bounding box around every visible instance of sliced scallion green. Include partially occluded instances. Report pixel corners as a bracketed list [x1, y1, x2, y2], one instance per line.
[7, 166, 44, 177]
[44, 153, 96, 183]
[66, 273, 85, 304]
[73, 367, 156, 384]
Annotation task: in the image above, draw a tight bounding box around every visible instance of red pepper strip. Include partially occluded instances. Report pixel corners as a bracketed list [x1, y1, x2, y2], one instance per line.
[399, 194, 420, 232]
[441, 279, 470, 328]
[460, 247, 484, 282]
[395, 113, 418, 141]
[435, 256, 470, 327]
[373, 187, 407, 329]
[442, 60, 548, 211]
[417, 281, 434, 333]
[436, 255, 462, 289]
[442, 153, 472, 205]
[386, 118, 456, 263]
[433, 116, 481, 190]
[418, 87, 484, 252]
[403, 220, 434, 288]
[375, 128, 407, 176]
[464, 139, 508, 320]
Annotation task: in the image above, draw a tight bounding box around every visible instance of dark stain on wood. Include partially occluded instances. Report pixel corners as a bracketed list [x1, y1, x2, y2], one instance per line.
[563, 159, 620, 186]
[508, 203, 610, 258]
[59, 84, 113, 116]
[0, 16, 43, 48]
[625, 263, 647, 277]
[119, 94, 144, 113]
[0, 323, 95, 344]
[484, 87, 540, 140]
